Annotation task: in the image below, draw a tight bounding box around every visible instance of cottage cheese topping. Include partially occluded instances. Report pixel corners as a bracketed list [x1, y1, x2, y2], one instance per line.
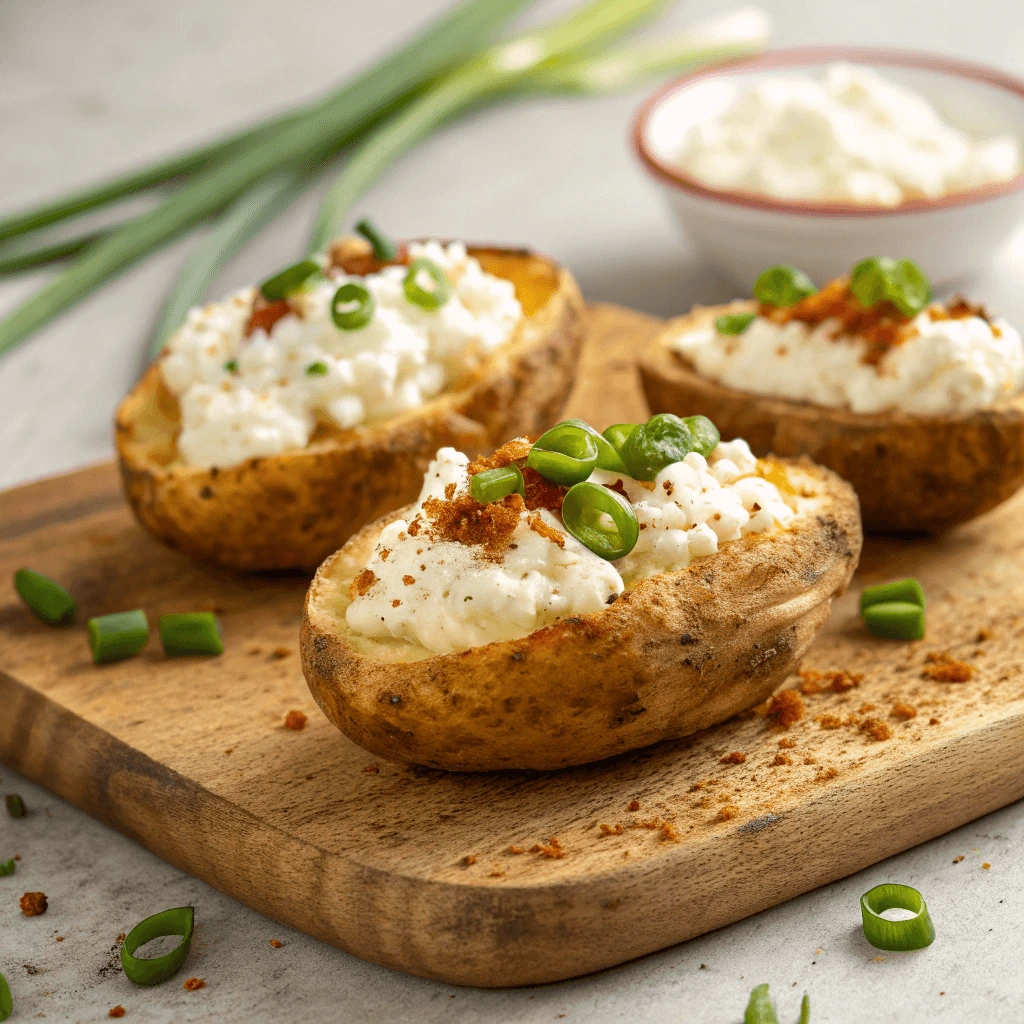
[345, 442, 795, 655]
[160, 242, 522, 468]
[672, 308, 1024, 415]
[671, 63, 1022, 206]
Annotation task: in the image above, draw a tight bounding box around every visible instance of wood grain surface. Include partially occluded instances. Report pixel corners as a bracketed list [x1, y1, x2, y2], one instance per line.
[2, 304, 1024, 987]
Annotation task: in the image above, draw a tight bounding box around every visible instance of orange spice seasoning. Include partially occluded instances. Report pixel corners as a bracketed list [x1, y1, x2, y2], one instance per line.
[922, 652, 974, 683]
[766, 690, 804, 728]
[719, 751, 747, 765]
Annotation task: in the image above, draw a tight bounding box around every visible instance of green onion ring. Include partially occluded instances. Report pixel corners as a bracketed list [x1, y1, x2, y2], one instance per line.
[527, 423, 599, 487]
[559, 418, 629, 473]
[715, 311, 756, 335]
[159, 613, 224, 657]
[5, 795, 26, 818]
[331, 281, 376, 330]
[356, 218, 397, 262]
[259, 259, 321, 301]
[850, 257, 931, 318]
[602, 423, 639, 455]
[619, 413, 720, 482]
[403, 257, 452, 311]
[88, 610, 149, 665]
[13, 568, 76, 626]
[121, 906, 195, 986]
[863, 601, 925, 641]
[743, 983, 778, 1024]
[860, 883, 936, 950]
[561, 481, 639, 560]
[0, 859, 14, 877]
[752, 264, 816, 307]
[470, 465, 524, 504]
[0, 971, 11, 1023]
[860, 578, 925, 614]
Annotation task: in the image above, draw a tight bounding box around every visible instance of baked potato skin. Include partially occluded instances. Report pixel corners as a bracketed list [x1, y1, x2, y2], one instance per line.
[300, 459, 861, 772]
[640, 303, 1024, 534]
[115, 247, 585, 571]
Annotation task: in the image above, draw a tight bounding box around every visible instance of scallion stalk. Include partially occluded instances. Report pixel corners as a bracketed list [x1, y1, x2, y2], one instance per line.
[0, 226, 111, 276]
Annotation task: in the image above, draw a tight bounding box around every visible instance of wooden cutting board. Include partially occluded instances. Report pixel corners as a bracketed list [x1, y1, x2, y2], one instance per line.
[2, 304, 1024, 988]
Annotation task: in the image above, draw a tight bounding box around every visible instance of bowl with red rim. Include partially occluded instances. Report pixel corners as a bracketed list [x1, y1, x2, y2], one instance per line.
[632, 46, 1024, 290]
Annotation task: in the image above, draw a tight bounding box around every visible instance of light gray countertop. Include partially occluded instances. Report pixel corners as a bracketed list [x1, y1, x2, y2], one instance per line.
[2, 0, 1024, 1020]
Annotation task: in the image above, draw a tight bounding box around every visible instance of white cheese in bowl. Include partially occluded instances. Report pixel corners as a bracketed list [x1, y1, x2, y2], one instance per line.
[670, 63, 1022, 206]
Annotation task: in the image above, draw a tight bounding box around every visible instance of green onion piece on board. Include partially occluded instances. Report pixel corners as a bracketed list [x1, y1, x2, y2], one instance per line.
[0, 859, 15, 876]
[860, 883, 936, 950]
[88, 610, 149, 664]
[5, 795, 26, 818]
[527, 423, 599, 487]
[305, 361, 330, 376]
[13, 569, 76, 626]
[715, 311, 756, 335]
[743, 983, 779, 1024]
[470, 465, 524, 504]
[259, 259, 321, 301]
[850, 257, 931, 318]
[752, 265, 816, 308]
[224, 360, 238, 373]
[355, 218, 397, 262]
[800, 993, 810, 1024]
[559, 419, 629, 473]
[0, 971, 11, 1023]
[403, 257, 452, 311]
[331, 281, 376, 330]
[860, 578, 925, 614]
[603, 423, 639, 454]
[561, 481, 639, 561]
[121, 906, 195, 986]
[619, 413, 720, 481]
[159, 613, 224, 657]
[863, 601, 925, 641]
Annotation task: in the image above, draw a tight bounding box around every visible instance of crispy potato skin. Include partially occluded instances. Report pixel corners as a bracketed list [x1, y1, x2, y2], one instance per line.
[640, 303, 1024, 534]
[115, 247, 585, 570]
[300, 459, 861, 772]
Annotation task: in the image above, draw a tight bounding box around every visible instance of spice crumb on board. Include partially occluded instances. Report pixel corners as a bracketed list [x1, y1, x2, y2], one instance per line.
[891, 701, 917, 720]
[529, 838, 565, 859]
[508, 845, 525, 855]
[859, 718, 892, 742]
[929, 717, 941, 725]
[766, 690, 804, 728]
[922, 652, 974, 682]
[858, 703, 876, 713]
[363, 764, 380, 774]
[20, 892, 47, 916]
[116, 933, 126, 943]
[981, 862, 991, 870]
[717, 805, 739, 822]
[817, 714, 842, 730]
[55, 935, 64, 942]
[109, 1007, 126, 1018]
[462, 855, 477, 866]
[815, 767, 839, 783]
[489, 869, 505, 878]
[627, 799, 640, 812]
[271, 646, 293, 659]
[284, 710, 307, 731]
[600, 823, 624, 835]
[953, 855, 964, 863]
[719, 751, 747, 764]
[799, 669, 862, 694]
[270, 939, 283, 948]
[772, 753, 793, 766]
[778, 737, 797, 749]
[976, 627, 995, 642]
[183, 977, 206, 992]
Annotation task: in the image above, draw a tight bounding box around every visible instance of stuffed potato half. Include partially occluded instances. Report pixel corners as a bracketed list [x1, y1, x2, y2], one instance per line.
[116, 243, 585, 571]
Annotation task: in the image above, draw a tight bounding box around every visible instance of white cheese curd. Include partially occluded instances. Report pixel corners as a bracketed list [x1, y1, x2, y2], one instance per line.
[671, 63, 1022, 206]
[160, 242, 522, 468]
[671, 309, 1024, 415]
[345, 441, 795, 655]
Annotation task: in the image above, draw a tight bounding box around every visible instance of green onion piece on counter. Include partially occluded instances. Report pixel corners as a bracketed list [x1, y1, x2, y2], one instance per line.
[860, 578, 925, 614]
[860, 883, 936, 950]
[121, 906, 195, 986]
[800, 993, 810, 1024]
[743, 983, 779, 1024]
[13, 568, 76, 626]
[603, 423, 639, 454]
[5, 795, 26, 819]
[0, 971, 11, 1023]
[527, 423, 600, 487]
[715, 311, 756, 335]
[331, 281, 376, 331]
[0, 859, 15, 876]
[224, 360, 238, 374]
[850, 257, 931, 318]
[752, 265, 816, 308]
[403, 257, 452, 311]
[470, 465, 525, 504]
[88, 610, 149, 665]
[356, 218, 397, 262]
[619, 413, 720, 481]
[863, 601, 925, 641]
[159, 613, 224, 657]
[259, 259, 321, 301]
[559, 419, 629, 473]
[305, 361, 329, 376]
[561, 481, 639, 560]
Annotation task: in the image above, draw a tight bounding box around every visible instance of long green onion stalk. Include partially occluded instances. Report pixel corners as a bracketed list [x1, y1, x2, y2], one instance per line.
[0, 226, 111, 276]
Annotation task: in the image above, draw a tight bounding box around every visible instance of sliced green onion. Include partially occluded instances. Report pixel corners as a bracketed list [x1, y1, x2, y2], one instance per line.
[603, 423, 639, 454]
[850, 257, 931, 318]
[619, 413, 720, 481]
[159, 613, 224, 657]
[743, 983, 778, 1024]
[860, 884, 935, 950]
[331, 281, 376, 330]
[259, 259, 320, 301]
[860, 578, 925, 614]
[13, 568, 76, 626]
[356, 219, 398, 261]
[305, 361, 329, 376]
[5, 795, 26, 818]
[224, 360, 238, 373]
[0, 859, 15, 876]
[561, 481, 639, 560]
[121, 906, 195, 986]
[715, 311, 756, 335]
[683, 415, 721, 457]
[800, 993, 810, 1024]
[403, 258, 451, 311]
[470, 465, 525, 503]
[560, 419, 628, 473]
[88, 610, 149, 664]
[753, 265, 816, 307]
[527, 423, 599, 486]
[863, 601, 925, 641]
[0, 971, 10, 1023]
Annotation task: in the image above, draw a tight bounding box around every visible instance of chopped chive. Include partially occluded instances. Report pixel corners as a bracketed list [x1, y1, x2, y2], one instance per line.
[0, 859, 15, 876]
[159, 613, 224, 657]
[744, 983, 778, 1024]
[863, 601, 925, 641]
[305, 361, 329, 376]
[121, 907, 195, 986]
[403, 257, 451, 311]
[88, 610, 149, 664]
[13, 568, 76, 626]
[715, 311, 756, 335]
[860, 883, 935, 950]
[5, 795, 26, 818]
[331, 282, 376, 331]
[259, 259, 320, 301]
[860, 578, 925, 613]
[0, 971, 10, 1023]
[224, 360, 238, 373]
[355, 219, 397, 261]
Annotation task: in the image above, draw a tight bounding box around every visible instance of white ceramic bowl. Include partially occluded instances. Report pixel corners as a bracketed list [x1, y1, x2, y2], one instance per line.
[633, 47, 1024, 290]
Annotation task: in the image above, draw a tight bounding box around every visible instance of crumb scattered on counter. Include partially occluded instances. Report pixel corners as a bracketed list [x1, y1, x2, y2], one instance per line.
[600, 823, 624, 836]
[859, 718, 892, 741]
[799, 669, 862, 694]
[817, 714, 842, 730]
[627, 799, 640, 812]
[109, 1007, 126, 1018]
[20, 892, 47, 916]
[891, 702, 917, 720]
[717, 805, 739, 822]
[270, 939, 283, 948]
[929, 717, 941, 725]
[272, 647, 293, 659]
[976, 627, 994, 642]
[767, 689, 804, 728]
[953, 856, 964, 864]
[284, 710, 307, 731]
[815, 767, 839, 783]
[183, 977, 205, 992]
[772, 753, 793, 766]
[489, 869, 505, 878]
[858, 703, 877, 713]
[508, 845, 525, 855]
[719, 751, 747, 764]
[981, 862, 991, 870]
[530, 837, 565, 859]
[363, 764, 380, 774]
[922, 652, 974, 682]
[462, 855, 477, 866]
[778, 737, 797, 749]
